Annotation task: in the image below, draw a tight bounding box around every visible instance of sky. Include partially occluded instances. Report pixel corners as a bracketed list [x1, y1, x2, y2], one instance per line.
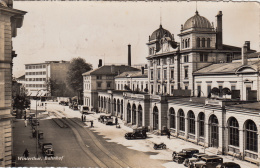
[12, 1, 260, 78]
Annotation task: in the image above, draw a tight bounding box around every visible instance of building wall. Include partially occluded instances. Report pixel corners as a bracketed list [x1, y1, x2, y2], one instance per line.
[0, 5, 26, 167]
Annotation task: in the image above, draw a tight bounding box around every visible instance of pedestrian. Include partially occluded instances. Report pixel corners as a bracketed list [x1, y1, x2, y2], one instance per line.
[24, 114, 26, 120]
[115, 117, 118, 125]
[81, 114, 83, 122]
[90, 120, 93, 127]
[167, 130, 171, 139]
[84, 115, 86, 122]
[32, 128, 36, 138]
[23, 148, 29, 158]
[24, 119, 27, 127]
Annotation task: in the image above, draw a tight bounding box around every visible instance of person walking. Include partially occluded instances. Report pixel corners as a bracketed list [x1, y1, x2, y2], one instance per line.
[115, 117, 118, 125]
[90, 120, 93, 127]
[167, 130, 171, 139]
[81, 114, 83, 122]
[23, 148, 29, 158]
[24, 119, 27, 127]
[84, 115, 86, 122]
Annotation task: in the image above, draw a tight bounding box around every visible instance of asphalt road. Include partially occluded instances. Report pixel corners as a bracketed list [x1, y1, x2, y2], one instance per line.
[13, 114, 167, 167]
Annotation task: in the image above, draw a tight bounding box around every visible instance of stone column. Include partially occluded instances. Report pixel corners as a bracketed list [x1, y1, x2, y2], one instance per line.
[204, 122, 209, 148]
[185, 117, 189, 140]
[195, 119, 199, 143]
[239, 129, 245, 160]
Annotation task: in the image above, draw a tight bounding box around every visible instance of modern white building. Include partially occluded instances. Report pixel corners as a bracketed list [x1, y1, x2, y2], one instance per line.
[24, 60, 70, 97]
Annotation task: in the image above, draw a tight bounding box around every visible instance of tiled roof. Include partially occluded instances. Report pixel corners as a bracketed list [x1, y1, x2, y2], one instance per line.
[82, 65, 139, 76]
[194, 61, 260, 75]
[194, 62, 242, 75]
[115, 70, 148, 78]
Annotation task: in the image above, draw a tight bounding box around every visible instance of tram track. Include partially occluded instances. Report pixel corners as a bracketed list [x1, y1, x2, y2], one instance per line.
[52, 110, 131, 168]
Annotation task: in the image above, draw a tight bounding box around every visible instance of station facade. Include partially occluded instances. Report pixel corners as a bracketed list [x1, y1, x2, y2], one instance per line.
[83, 10, 260, 164]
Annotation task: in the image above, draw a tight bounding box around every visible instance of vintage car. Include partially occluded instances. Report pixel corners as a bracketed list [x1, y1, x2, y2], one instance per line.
[183, 153, 208, 167]
[42, 143, 54, 157]
[153, 142, 166, 150]
[193, 155, 223, 168]
[216, 162, 241, 168]
[104, 116, 113, 125]
[80, 106, 89, 114]
[172, 148, 199, 164]
[125, 128, 147, 139]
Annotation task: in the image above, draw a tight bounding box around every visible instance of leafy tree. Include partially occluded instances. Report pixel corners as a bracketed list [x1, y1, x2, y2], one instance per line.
[66, 57, 92, 103]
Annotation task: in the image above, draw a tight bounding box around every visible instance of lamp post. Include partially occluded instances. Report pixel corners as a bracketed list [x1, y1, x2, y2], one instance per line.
[35, 89, 45, 158]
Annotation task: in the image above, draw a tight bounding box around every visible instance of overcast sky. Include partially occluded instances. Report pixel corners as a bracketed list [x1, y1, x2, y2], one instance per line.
[12, 1, 259, 78]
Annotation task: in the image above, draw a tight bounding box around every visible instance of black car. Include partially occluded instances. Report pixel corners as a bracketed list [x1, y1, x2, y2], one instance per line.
[125, 128, 147, 139]
[172, 148, 199, 164]
[42, 143, 54, 157]
[216, 162, 241, 168]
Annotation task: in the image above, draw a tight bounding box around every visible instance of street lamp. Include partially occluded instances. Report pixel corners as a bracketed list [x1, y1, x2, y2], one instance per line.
[35, 89, 45, 158]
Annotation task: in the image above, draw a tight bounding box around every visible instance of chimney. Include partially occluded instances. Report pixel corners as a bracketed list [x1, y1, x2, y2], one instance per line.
[141, 67, 144, 75]
[242, 42, 248, 65]
[216, 11, 223, 50]
[128, 44, 131, 66]
[98, 59, 102, 68]
[245, 41, 250, 50]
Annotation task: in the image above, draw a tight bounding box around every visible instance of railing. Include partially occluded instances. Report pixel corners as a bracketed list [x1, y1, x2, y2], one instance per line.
[198, 137, 205, 143]
[228, 145, 240, 154]
[245, 150, 258, 160]
[179, 131, 185, 137]
[188, 133, 195, 140]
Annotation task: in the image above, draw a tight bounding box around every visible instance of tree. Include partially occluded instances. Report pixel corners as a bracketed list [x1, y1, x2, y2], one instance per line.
[66, 57, 92, 103]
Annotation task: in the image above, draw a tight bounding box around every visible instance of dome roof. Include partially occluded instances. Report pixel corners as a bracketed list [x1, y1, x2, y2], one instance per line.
[183, 11, 212, 30]
[150, 25, 173, 41]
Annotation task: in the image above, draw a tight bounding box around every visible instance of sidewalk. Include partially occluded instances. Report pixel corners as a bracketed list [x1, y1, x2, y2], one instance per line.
[47, 102, 258, 168]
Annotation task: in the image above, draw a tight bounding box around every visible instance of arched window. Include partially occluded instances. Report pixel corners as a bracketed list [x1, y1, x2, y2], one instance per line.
[127, 103, 131, 123]
[207, 38, 210, 48]
[198, 112, 205, 137]
[209, 115, 219, 148]
[182, 40, 184, 49]
[188, 111, 195, 134]
[179, 109, 185, 132]
[202, 38, 206, 47]
[114, 99, 116, 112]
[101, 97, 103, 108]
[245, 120, 258, 152]
[117, 99, 120, 113]
[187, 38, 190, 48]
[228, 117, 239, 147]
[138, 105, 143, 127]
[132, 104, 136, 125]
[169, 108, 175, 129]
[197, 38, 200, 48]
[185, 39, 188, 48]
[153, 106, 159, 130]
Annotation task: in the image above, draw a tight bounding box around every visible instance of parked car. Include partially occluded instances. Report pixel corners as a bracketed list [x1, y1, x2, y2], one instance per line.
[193, 155, 223, 168]
[216, 162, 241, 168]
[80, 106, 89, 114]
[183, 153, 208, 167]
[104, 116, 113, 125]
[125, 128, 147, 139]
[153, 142, 166, 150]
[41, 143, 54, 157]
[172, 148, 199, 164]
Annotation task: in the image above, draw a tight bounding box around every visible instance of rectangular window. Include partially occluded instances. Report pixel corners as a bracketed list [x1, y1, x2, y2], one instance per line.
[97, 82, 101, 88]
[158, 85, 160, 93]
[207, 85, 211, 97]
[184, 67, 188, 79]
[184, 55, 189, 63]
[151, 84, 153, 94]
[219, 86, 223, 97]
[157, 59, 160, 65]
[163, 69, 167, 80]
[185, 85, 188, 90]
[151, 70, 153, 80]
[200, 53, 208, 62]
[97, 76, 102, 80]
[170, 57, 174, 64]
[171, 69, 174, 79]
[157, 69, 161, 79]
[163, 58, 167, 65]
[107, 83, 111, 88]
[171, 85, 174, 95]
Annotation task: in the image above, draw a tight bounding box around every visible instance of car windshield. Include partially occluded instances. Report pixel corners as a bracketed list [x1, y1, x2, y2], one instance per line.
[44, 145, 52, 149]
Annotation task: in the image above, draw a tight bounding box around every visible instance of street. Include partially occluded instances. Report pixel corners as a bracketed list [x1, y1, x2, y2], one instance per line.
[13, 101, 258, 168]
[13, 102, 167, 167]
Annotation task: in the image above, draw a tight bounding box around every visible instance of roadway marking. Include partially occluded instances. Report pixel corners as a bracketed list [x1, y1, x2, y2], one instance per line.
[86, 145, 90, 147]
